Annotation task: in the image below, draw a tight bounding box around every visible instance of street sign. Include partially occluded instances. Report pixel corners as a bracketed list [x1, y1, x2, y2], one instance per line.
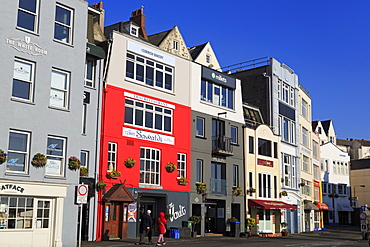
[77, 184, 88, 204]
[361, 205, 366, 212]
[361, 219, 367, 232]
[359, 212, 367, 220]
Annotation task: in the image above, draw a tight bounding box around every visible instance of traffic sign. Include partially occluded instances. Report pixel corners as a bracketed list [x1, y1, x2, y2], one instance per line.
[77, 184, 88, 204]
[360, 212, 367, 220]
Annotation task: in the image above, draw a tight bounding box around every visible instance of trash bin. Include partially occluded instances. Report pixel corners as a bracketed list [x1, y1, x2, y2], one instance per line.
[229, 221, 240, 237]
[170, 228, 180, 239]
[182, 221, 193, 229]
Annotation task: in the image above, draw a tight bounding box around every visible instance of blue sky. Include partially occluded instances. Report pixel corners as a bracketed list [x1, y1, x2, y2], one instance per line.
[90, 0, 370, 140]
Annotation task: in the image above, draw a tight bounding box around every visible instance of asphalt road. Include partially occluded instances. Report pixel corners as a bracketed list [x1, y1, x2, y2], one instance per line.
[82, 226, 369, 247]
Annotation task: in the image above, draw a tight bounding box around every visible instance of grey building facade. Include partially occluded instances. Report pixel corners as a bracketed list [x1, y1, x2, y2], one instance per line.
[0, 0, 90, 246]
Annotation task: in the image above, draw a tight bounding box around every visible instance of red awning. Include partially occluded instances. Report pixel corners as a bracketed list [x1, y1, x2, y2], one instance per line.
[316, 203, 329, 210]
[248, 199, 297, 210]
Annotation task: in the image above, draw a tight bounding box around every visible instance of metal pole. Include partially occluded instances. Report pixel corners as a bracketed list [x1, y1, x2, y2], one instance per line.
[78, 204, 83, 247]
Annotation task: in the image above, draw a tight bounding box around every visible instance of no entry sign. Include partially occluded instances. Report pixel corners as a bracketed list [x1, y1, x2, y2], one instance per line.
[77, 184, 88, 204]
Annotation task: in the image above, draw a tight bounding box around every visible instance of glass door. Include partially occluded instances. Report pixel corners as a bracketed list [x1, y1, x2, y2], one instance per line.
[33, 199, 52, 247]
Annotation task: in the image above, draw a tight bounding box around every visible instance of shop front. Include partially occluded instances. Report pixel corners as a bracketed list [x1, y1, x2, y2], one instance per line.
[0, 179, 68, 247]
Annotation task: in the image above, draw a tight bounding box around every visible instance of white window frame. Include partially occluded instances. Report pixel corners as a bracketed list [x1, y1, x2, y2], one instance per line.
[258, 172, 272, 198]
[140, 147, 160, 185]
[231, 126, 238, 145]
[177, 153, 186, 178]
[206, 54, 211, 64]
[54, 3, 73, 44]
[80, 150, 89, 168]
[50, 68, 70, 109]
[282, 83, 289, 104]
[302, 127, 308, 147]
[130, 26, 138, 36]
[283, 154, 290, 187]
[232, 165, 239, 187]
[173, 40, 179, 51]
[17, 0, 39, 33]
[200, 80, 234, 110]
[82, 103, 87, 134]
[196, 117, 205, 137]
[290, 87, 295, 106]
[196, 159, 203, 183]
[85, 59, 95, 88]
[12, 58, 35, 102]
[302, 155, 310, 173]
[7, 130, 30, 173]
[107, 142, 117, 172]
[45, 136, 66, 176]
[302, 99, 308, 118]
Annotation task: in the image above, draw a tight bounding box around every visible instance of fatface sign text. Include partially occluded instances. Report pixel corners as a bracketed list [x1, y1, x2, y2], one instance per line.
[0, 184, 25, 193]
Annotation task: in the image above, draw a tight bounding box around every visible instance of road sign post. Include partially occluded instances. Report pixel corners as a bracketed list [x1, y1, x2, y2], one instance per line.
[77, 184, 88, 247]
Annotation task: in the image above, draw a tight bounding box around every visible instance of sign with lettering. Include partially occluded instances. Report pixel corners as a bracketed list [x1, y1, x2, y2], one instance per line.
[202, 66, 236, 89]
[168, 202, 186, 222]
[127, 40, 175, 66]
[257, 158, 273, 167]
[0, 184, 25, 194]
[124, 92, 175, 109]
[123, 127, 175, 145]
[5, 36, 48, 57]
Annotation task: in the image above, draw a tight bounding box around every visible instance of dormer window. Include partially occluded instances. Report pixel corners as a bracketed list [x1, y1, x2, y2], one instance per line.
[173, 40, 179, 51]
[131, 26, 138, 37]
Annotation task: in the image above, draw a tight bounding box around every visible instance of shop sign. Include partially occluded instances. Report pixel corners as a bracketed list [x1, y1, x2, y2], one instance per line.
[5, 36, 48, 57]
[201, 66, 236, 89]
[0, 184, 25, 193]
[124, 92, 175, 109]
[168, 202, 186, 222]
[257, 158, 273, 167]
[127, 40, 175, 66]
[123, 127, 175, 145]
[128, 203, 137, 222]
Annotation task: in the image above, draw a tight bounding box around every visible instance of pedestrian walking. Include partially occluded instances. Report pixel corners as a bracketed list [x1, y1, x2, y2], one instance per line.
[138, 210, 153, 245]
[156, 212, 168, 246]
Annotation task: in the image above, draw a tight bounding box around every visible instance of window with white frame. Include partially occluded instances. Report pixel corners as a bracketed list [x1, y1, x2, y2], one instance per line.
[126, 53, 173, 91]
[50, 68, 69, 109]
[54, 3, 73, 44]
[332, 160, 337, 174]
[232, 165, 239, 187]
[301, 180, 311, 196]
[249, 171, 253, 190]
[177, 153, 186, 178]
[124, 98, 173, 134]
[290, 87, 295, 106]
[200, 80, 234, 109]
[313, 141, 318, 159]
[258, 138, 271, 157]
[107, 142, 117, 171]
[274, 175, 278, 198]
[302, 99, 308, 118]
[313, 164, 319, 180]
[140, 147, 160, 185]
[85, 59, 95, 88]
[130, 26, 138, 36]
[196, 159, 203, 183]
[344, 163, 348, 175]
[7, 130, 30, 173]
[258, 172, 271, 198]
[280, 116, 295, 144]
[314, 186, 320, 201]
[12, 58, 35, 102]
[283, 154, 290, 187]
[302, 127, 308, 147]
[45, 136, 66, 176]
[292, 157, 296, 188]
[302, 155, 310, 172]
[277, 80, 281, 99]
[282, 83, 289, 104]
[17, 0, 39, 33]
[80, 150, 89, 168]
[338, 184, 347, 195]
[196, 117, 205, 137]
[231, 126, 238, 145]
[173, 40, 179, 51]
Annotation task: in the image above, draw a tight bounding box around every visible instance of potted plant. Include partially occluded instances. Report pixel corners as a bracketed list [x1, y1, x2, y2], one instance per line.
[281, 191, 288, 196]
[106, 170, 121, 179]
[80, 167, 88, 177]
[281, 222, 288, 236]
[247, 188, 256, 194]
[196, 182, 207, 194]
[31, 153, 47, 167]
[246, 217, 256, 237]
[0, 149, 7, 164]
[68, 156, 81, 170]
[124, 157, 136, 168]
[189, 215, 201, 237]
[96, 179, 106, 190]
[178, 176, 189, 185]
[165, 162, 177, 173]
[299, 182, 305, 187]
[233, 187, 243, 196]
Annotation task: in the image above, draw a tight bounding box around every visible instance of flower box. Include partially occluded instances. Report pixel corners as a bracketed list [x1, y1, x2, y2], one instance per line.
[177, 177, 188, 185]
[107, 170, 121, 179]
[96, 179, 106, 190]
[80, 167, 88, 177]
[196, 183, 207, 194]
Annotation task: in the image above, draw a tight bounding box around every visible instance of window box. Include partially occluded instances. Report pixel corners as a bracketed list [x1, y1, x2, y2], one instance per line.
[177, 177, 188, 185]
[107, 170, 121, 179]
[80, 167, 88, 177]
[96, 179, 106, 190]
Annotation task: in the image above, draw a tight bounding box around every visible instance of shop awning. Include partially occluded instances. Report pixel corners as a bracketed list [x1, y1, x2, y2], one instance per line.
[248, 199, 297, 210]
[103, 184, 135, 202]
[304, 201, 319, 210]
[316, 203, 329, 210]
[337, 202, 354, 212]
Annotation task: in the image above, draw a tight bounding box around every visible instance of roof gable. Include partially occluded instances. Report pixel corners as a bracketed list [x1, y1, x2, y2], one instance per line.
[188, 42, 221, 71]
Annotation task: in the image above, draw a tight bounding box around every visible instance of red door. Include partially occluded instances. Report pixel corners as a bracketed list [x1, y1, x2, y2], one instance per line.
[103, 202, 122, 239]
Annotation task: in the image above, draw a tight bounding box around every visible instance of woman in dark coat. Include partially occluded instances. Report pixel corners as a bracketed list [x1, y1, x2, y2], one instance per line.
[156, 212, 168, 246]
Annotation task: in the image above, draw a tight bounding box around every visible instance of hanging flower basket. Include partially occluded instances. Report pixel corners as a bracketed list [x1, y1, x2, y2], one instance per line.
[0, 149, 8, 164]
[177, 176, 189, 185]
[68, 156, 81, 170]
[281, 191, 288, 197]
[80, 167, 88, 177]
[233, 187, 243, 196]
[124, 157, 136, 168]
[31, 153, 47, 167]
[247, 188, 256, 194]
[96, 179, 106, 190]
[196, 182, 207, 194]
[107, 170, 121, 179]
[165, 162, 177, 173]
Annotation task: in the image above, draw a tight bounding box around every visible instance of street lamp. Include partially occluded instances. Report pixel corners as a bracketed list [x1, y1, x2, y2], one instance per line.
[353, 185, 365, 208]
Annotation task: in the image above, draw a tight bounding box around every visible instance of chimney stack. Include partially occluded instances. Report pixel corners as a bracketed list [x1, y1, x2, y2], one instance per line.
[130, 6, 148, 41]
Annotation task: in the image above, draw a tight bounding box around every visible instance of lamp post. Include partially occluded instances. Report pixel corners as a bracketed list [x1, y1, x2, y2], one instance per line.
[353, 185, 365, 208]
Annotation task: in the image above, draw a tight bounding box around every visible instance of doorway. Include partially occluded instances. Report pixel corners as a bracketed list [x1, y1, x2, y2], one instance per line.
[103, 202, 122, 239]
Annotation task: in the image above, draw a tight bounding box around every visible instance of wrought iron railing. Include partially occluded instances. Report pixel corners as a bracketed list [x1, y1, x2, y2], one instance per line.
[212, 136, 233, 155]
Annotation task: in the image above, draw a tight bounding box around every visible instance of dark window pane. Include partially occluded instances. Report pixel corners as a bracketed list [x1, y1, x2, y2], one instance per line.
[9, 132, 28, 152]
[136, 64, 144, 82]
[164, 116, 171, 132]
[145, 66, 154, 86]
[135, 109, 143, 126]
[124, 106, 133, 124]
[201, 80, 207, 101]
[126, 60, 134, 78]
[47, 138, 64, 155]
[17, 11, 35, 31]
[207, 82, 212, 102]
[165, 67, 172, 73]
[7, 153, 26, 172]
[12, 79, 30, 100]
[155, 71, 163, 88]
[196, 118, 204, 136]
[136, 57, 144, 63]
[146, 60, 154, 66]
[19, 0, 37, 13]
[55, 6, 71, 25]
[54, 24, 69, 43]
[165, 74, 172, 90]
[155, 114, 162, 130]
[145, 112, 153, 128]
[127, 53, 135, 59]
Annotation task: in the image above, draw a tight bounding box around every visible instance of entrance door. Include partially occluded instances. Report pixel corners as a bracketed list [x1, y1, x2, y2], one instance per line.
[205, 204, 217, 233]
[304, 211, 310, 231]
[103, 202, 122, 239]
[32, 199, 52, 247]
[258, 209, 272, 233]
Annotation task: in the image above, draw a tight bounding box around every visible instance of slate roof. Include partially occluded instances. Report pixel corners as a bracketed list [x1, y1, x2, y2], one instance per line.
[356, 139, 370, 147]
[148, 29, 171, 46]
[321, 120, 332, 135]
[312, 121, 319, 132]
[188, 42, 207, 60]
[336, 138, 354, 146]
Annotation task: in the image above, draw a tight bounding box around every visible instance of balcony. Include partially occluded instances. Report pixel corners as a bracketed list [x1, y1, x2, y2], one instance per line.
[212, 136, 233, 156]
[210, 178, 228, 196]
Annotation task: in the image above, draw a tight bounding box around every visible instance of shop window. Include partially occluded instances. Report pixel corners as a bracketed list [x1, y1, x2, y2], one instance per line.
[177, 153, 186, 178]
[17, 0, 39, 33]
[54, 3, 73, 44]
[0, 197, 34, 229]
[12, 58, 35, 102]
[50, 68, 69, 109]
[7, 130, 30, 173]
[46, 136, 66, 176]
[140, 147, 160, 185]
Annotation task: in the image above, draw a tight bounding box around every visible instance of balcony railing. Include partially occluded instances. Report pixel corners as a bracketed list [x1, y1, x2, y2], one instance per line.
[212, 136, 233, 156]
[210, 178, 228, 196]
